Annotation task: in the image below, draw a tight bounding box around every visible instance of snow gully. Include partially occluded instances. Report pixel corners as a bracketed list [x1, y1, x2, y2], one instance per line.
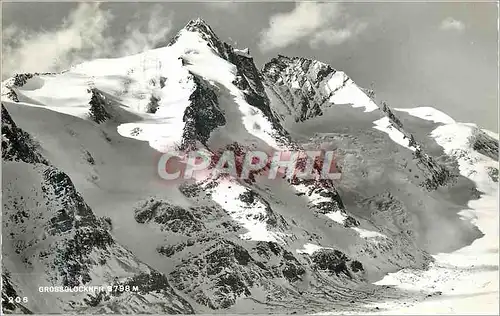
[157, 149, 341, 181]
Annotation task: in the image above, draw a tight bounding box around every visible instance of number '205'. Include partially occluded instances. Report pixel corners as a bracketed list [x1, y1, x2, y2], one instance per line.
[5, 296, 28, 303]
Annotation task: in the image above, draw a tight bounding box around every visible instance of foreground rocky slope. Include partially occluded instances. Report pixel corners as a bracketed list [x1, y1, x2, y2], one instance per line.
[1, 104, 194, 314]
[1, 19, 496, 314]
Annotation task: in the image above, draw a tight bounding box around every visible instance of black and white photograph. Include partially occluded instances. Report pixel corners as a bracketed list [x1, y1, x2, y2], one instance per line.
[1, 1, 498, 314]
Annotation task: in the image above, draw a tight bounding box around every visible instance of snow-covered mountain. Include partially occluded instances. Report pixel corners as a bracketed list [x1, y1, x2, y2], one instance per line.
[2, 18, 498, 314]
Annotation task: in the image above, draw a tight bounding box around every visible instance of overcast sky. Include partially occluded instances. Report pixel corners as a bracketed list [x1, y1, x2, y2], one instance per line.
[2, 1, 498, 131]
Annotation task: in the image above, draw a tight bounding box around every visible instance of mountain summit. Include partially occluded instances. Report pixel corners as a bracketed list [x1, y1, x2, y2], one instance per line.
[1, 18, 498, 314]
[168, 18, 227, 57]
[183, 18, 220, 39]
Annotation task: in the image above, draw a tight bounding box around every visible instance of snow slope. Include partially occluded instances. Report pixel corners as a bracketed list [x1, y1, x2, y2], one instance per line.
[394, 107, 456, 125]
[317, 116, 499, 315]
[368, 122, 499, 315]
[327, 76, 378, 113]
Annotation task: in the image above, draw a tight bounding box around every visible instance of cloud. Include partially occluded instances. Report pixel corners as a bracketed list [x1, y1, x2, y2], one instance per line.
[309, 21, 367, 48]
[1, 3, 173, 78]
[119, 4, 173, 56]
[258, 2, 365, 52]
[440, 17, 465, 31]
[2, 3, 113, 78]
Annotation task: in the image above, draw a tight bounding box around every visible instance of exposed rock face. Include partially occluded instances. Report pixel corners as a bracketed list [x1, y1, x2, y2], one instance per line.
[238, 188, 289, 230]
[251, 241, 306, 282]
[4, 88, 19, 102]
[12, 72, 58, 86]
[88, 88, 111, 124]
[181, 74, 226, 150]
[262, 55, 341, 122]
[134, 198, 205, 235]
[168, 236, 338, 310]
[413, 148, 456, 191]
[225, 47, 290, 142]
[40, 166, 115, 287]
[487, 167, 498, 182]
[470, 129, 498, 161]
[146, 94, 161, 114]
[170, 237, 262, 309]
[12, 73, 36, 87]
[291, 177, 359, 228]
[2, 104, 48, 164]
[311, 248, 364, 279]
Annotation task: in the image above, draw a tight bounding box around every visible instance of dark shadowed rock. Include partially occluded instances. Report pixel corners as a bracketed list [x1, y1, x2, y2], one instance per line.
[181, 74, 226, 150]
[311, 248, 364, 279]
[470, 129, 498, 161]
[2, 104, 48, 164]
[88, 89, 111, 124]
[134, 198, 205, 235]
